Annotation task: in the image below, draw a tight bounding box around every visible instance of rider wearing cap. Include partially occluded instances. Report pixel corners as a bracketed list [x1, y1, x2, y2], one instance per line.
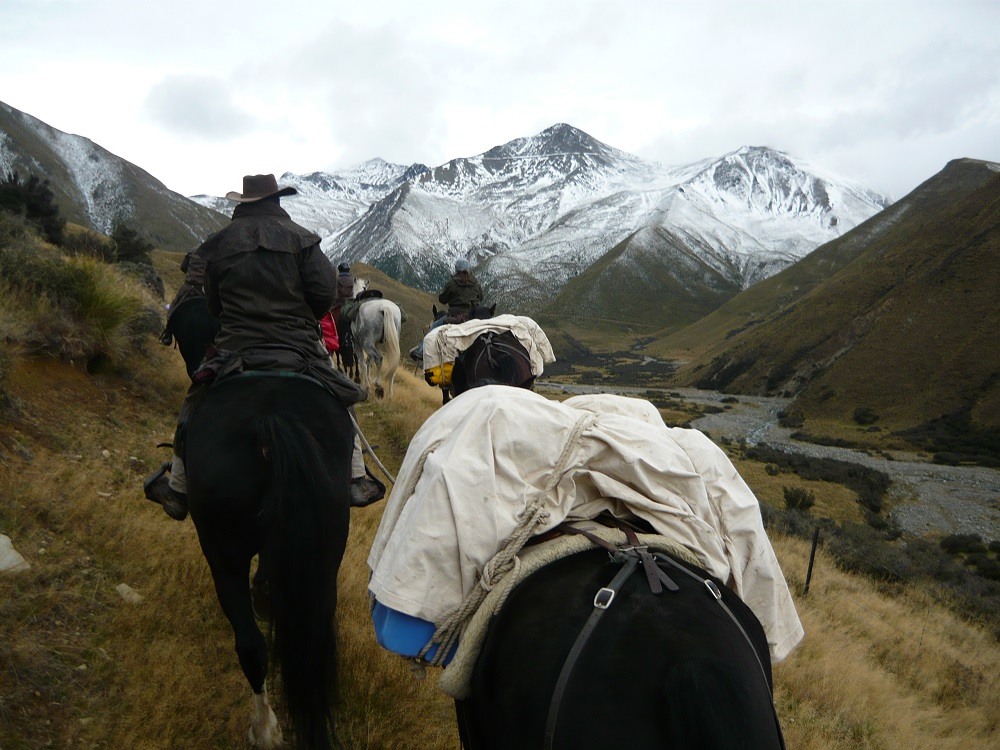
[438, 258, 483, 319]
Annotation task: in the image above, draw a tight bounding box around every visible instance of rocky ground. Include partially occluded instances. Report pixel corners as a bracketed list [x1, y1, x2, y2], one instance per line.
[538, 381, 1000, 540]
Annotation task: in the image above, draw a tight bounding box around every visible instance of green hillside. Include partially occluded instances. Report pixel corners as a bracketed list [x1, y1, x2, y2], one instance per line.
[541, 225, 740, 340]
[655, 159, 1000, 460]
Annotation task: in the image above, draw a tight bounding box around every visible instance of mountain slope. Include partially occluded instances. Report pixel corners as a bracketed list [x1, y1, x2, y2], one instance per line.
[0, 101, 227, 252]
[659, 158, 1000, 451]
[327, 126, 888, 319]
[190, 158, 430, 241]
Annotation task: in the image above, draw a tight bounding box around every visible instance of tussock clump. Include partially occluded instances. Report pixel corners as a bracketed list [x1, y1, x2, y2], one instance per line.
[0, 222, 161, 369]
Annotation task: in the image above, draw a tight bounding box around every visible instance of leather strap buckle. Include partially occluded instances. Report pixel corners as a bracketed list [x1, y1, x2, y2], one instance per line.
[594, 587, 615, 609]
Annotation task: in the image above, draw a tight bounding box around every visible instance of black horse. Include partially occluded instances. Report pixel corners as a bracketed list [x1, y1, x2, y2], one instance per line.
[423, 304, 500, 404]
[332, 308, 359, 382]
[185, 373, 354, 750]
[162, 295, 220, 379]
[456, 546, 785, 750]
[451, 329, 535, 397]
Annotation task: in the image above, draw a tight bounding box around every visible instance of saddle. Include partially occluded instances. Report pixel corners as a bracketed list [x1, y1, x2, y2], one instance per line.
[193, 345, 368, 406]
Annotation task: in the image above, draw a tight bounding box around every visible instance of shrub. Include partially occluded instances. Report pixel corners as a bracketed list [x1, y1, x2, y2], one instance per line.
[62, 227, 115, 262]
[0, 171, 65, 245]
[783, 485, 815, 511]
[778, 409, 805, 428]
[746, 445, 891, 517]
[0, 233, 160, 366]
[116, 260, 165, 299]
[110, 223, 155, 266]
[853, 406, 879, 425]
[940, 533, 987, 555]
[974, 557, 1000, 581]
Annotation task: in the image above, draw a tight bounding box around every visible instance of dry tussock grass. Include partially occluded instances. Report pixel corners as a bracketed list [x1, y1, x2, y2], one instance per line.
[772, 535, 998, 750]
[1, 352, 998, 749]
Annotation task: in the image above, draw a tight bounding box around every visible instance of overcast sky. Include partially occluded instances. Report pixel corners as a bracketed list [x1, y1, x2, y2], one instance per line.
[1, 0, 997, 200]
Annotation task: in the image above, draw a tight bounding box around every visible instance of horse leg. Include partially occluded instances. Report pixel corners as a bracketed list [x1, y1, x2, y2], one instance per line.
[249, 690, 282, 749]
[205, 552, 283, 749]
[367, 346, 385, 399]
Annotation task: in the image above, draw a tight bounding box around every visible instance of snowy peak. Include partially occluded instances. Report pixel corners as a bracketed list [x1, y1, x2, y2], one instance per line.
[280, 158, 427, 201]
[420, 124, 653, 197]
[689, 145, 890, 221]
[484, 123, 617, 162]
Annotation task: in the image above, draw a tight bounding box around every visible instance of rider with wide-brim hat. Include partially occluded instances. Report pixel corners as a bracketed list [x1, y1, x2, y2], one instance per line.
[144, 174, 385, 516]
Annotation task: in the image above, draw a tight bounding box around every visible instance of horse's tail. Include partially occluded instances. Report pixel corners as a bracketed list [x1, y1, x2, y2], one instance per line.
[257, 413, 345, 750]
[381, 304, 401, 389]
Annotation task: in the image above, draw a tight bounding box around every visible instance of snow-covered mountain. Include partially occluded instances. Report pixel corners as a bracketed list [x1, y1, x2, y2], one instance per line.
[2, 98, 891, 326]
[190, 158, 429, 238]
[320, 125, 890, 307]
[0, 100, 227, 252]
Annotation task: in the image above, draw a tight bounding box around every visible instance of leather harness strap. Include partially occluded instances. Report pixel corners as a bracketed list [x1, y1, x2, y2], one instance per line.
[541, 523, 786, 750]
[544, 553, 639, 750]
[653, 553, 788, 750]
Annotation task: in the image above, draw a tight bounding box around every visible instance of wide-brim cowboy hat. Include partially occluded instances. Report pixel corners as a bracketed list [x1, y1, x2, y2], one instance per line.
[225, 174, 297, 202]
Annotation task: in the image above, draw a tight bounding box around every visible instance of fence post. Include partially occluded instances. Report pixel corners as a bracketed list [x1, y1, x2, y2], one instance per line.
[802, 526, 820, 596]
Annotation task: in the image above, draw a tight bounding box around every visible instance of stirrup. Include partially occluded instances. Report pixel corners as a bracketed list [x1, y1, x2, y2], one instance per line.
[143, 461, 171, 494]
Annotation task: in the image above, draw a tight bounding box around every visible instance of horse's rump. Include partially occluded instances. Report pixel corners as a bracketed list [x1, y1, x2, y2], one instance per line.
[460, 547, 782, 749]
[452, 330, 535, 394]
[353, 298, 401, 397]
[185, 374, 353, 749]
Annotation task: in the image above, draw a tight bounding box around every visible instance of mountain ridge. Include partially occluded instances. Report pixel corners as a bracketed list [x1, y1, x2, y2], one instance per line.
[0, 100, 227, 252]
[654, 157, 1000, 457]
[324, 125, 889, 326]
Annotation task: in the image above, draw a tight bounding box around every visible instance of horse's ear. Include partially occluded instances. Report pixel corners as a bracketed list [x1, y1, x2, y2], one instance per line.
[489, 304, 496, 316]
[433, 305, 439, 316]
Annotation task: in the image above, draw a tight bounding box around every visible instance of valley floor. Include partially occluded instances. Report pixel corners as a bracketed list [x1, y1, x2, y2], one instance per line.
[537, 381, 1000, 540]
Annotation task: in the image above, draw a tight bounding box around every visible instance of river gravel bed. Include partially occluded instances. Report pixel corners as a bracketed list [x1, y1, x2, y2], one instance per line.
[537, 381, 1000, 540]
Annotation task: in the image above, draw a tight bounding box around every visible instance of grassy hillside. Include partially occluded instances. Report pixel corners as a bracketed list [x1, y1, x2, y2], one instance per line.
[1, 354, 999, 749]
[3, 209, 999, 750]
[652, 160, 1000, 460]
[541, 225, 741, 342]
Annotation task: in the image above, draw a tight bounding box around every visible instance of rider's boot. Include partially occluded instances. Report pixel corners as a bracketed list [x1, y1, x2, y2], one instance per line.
[143, 460, 189, 521]
[350, 476, 385, 507]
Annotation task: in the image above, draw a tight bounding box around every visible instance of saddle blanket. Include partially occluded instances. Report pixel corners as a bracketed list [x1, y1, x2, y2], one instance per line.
[368, 386, 804, 663]
[421, 314, 555, 375]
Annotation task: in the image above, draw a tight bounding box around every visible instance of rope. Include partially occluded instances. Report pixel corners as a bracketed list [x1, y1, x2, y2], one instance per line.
[349, 408, 397, 486]
[416, 412, 596, 666]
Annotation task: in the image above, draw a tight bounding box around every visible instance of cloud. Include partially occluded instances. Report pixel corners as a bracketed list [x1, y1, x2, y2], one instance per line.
[143, 74, 258, 139]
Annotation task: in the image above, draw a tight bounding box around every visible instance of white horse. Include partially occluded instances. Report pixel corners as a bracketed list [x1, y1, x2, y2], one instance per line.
[351, 279, 402, 398]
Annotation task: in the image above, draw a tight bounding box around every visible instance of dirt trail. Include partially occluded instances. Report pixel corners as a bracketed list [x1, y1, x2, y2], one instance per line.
[538, 381, 1000, 540]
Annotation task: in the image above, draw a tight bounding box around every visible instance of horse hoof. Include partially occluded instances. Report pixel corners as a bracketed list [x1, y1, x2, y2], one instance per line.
[375, 385, 385, 399]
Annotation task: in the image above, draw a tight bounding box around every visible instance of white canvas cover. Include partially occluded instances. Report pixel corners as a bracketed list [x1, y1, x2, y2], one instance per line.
[368, 386, 804, 662]
[421, 314, 555, 376]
